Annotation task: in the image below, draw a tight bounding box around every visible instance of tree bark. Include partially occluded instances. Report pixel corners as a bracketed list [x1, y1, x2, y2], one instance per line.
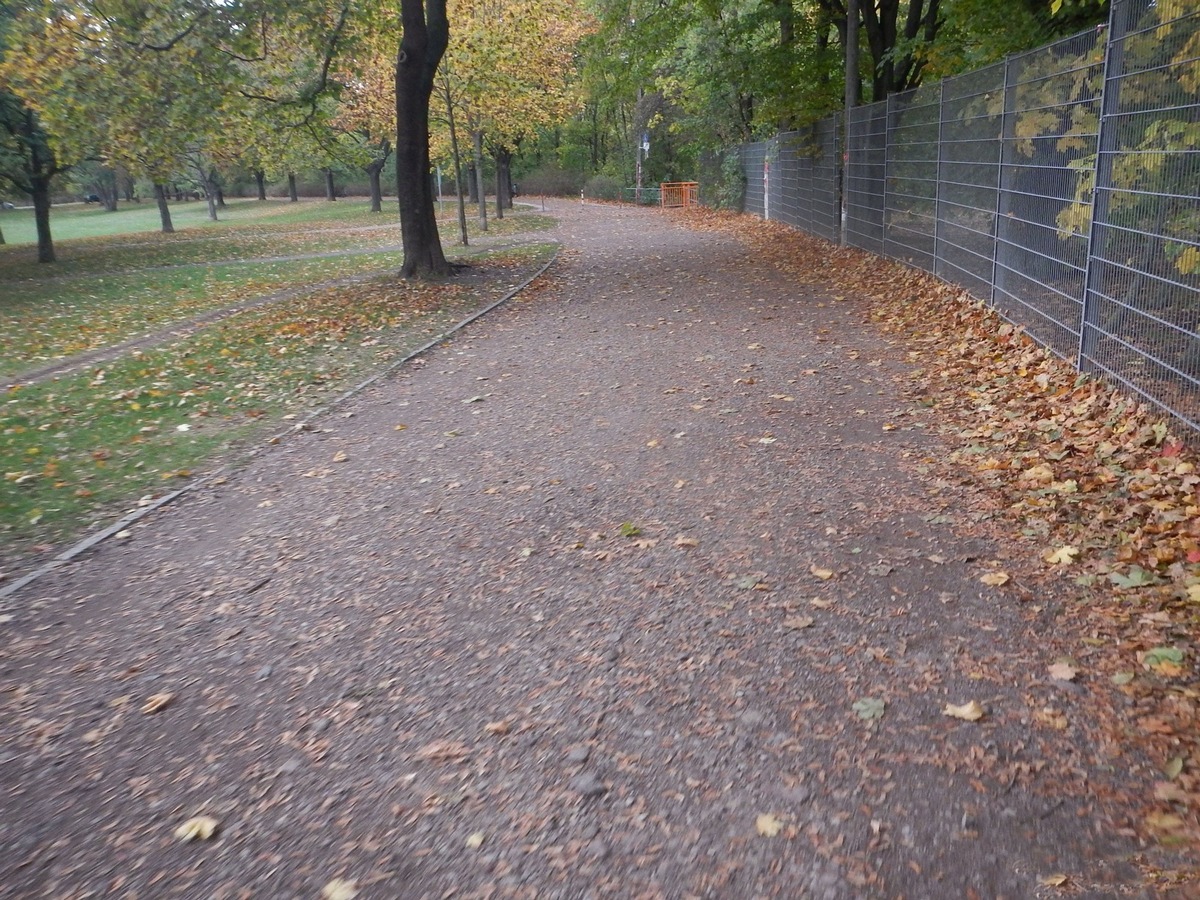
[443, 78, 469, 247]
[366, 147, 389, 212]
[471, 130, 488, 231]
[324, 167, 337, 201]
[493, 146, 513, 218]
[287, 173, 299, 202]
[31, 174, 55, 263]
[154, 183, 175, 234]
[466, 161, 478, 203]
[255, 170, 267, 201]
[395, 0, 453, 278]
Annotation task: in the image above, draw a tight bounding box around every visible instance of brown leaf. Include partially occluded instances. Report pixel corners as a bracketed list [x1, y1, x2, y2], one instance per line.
[141, 692, 174, 714]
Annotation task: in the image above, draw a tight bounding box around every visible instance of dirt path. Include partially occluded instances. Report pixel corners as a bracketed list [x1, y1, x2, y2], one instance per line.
[0, 200, 1181, 898]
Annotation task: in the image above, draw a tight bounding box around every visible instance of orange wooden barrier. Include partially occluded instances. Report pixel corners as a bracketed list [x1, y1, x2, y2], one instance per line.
[660, 182, 699, 208]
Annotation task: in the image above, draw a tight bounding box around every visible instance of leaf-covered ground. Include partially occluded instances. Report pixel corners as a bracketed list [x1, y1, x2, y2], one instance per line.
[1, 200, 1196, 898]
[685, 207, 1200, 866]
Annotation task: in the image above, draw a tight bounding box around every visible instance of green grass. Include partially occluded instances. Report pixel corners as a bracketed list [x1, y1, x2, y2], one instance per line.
[1, 241, 557, 552]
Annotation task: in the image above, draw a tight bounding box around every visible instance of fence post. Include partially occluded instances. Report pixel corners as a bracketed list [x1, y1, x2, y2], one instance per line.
[883, 94, 897, 256]
[934, 80, 946, 279]
[1078, 4, 1124, 370]
[990, 54, 1014, 308]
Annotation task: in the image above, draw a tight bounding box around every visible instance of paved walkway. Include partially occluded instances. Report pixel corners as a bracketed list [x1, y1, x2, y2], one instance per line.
[0, 201, 1169, 897]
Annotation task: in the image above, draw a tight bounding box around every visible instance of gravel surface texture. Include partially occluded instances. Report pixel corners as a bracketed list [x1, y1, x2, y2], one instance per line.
[0, 200, 1177, 898]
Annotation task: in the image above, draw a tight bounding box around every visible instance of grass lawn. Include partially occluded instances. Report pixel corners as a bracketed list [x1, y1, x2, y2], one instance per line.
[0, 199, 558, 567]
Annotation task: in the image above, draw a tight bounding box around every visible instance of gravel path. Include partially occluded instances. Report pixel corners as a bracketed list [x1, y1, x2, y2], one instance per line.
[0, 200, 1172, 898]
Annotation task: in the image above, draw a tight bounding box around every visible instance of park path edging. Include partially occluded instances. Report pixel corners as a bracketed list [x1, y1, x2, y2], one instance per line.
[0, 246, 559, 603]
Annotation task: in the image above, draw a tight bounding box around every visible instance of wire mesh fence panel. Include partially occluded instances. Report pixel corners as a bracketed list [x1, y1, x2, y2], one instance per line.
[771, 125, 838, 239]
[766, 137, 783, 221]
[810, 115, 842, 242]
[1081, 0, 1200, 430]
[846, 102, 888, 254]
[994, 29, 1103, 357]
[741, 142, 768, 218]
[936, 62, 1005, 300]
[884, 84, 941, 272]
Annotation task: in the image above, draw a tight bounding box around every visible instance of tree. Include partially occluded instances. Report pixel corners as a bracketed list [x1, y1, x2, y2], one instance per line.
[395, 0, 453, 278]
[0, 90, 65, 261]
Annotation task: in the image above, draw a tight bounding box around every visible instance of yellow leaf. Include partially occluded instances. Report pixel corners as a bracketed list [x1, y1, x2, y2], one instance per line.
[1186, 584, 1200, 604]
[783, 616, 815, 630]
[943, 701, 985, 722]
[465, 832, 485, 849]
[1039, 873, 1068, 887]
[321, 879, 359, 900]
[980, 572, 1010, 587]
[673, 536, 699, 548]
[755, 813, 783, 837]
[174, 815, 219, 841]
[810, 566, 835, 581]
[332, 451, 348, 462]
[1044, 545, 1079, 565]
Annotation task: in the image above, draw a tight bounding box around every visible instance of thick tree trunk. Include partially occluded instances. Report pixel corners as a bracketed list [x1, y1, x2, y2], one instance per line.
[154, 183, 175, 234]
[366, 158, 385, 212]
[471, 130, 487, 231]
[31, 175, 55, 263]
[287, 173, 299, 202]
[255, 170, 267, 201]
[216, 187, 226, 208]
[122, 172, 136, 202]
[494, 146, 513, 216]
[324, 168, 337, 201]
[466, 160, 478, 203]
[0, 225, 5, 245]
[202, 175, 218, 221]
[395, 0, 452, 278]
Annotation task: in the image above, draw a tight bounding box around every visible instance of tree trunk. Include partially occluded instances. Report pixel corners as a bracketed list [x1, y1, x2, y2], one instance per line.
[394, 0, 452, 278]
[471, 130, 488, 231]
[0, 225, 5, 245]
[494, 146, 513, 215]
[153, 183, 174, 234]
[287, 173, 299, 202]
[202, 175, 218, 221]
[31, 175, 55, 263]
[443, 78, 469, 247]
[366, 156, 386, 212]
[467, 160, 478, 203]
[324, 168, 337, 201]
[216, 186, 226, 208]
[255, 170, 267, 201]
[122, 172, 136, 202]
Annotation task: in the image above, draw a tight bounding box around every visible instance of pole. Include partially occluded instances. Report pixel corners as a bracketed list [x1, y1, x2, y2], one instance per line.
[842, 0, 859, 247]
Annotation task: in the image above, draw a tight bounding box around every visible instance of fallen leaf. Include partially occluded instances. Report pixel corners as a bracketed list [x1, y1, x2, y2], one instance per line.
[979, 571, 1009, 586]
[1111, 672, 1135, 685]
[783, 616, 815, 630]
[673, 536, 699, 548]
[1039, 873, 1068, 887]
[1143, 646, 1184, 669]
[810, 566, 835, 581]
[465, 832, 485, 849]
[321, 879, 359, 900]
[733, 575, 762, 590]
[332, 451, 348, 463]
[943, 700, 985, 722]
[483, 721, 510, 735]
[174, 815, 219, 842]
[1164, 756, 1185, 780]
[852, 697, 886, 721]
[809, 598, 834, 609]
[1048, 662, 1078, 682]
[618, 521, 641, 538]
[141, 692, 174, 714]
[462, 395, 485, 404]
[755, 813, 783, 836]
[1043, 545, 1079, 565]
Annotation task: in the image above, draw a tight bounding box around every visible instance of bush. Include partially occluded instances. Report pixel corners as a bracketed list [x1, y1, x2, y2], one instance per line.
[582, 174, 624, 202]
[518, 163, 584, 196]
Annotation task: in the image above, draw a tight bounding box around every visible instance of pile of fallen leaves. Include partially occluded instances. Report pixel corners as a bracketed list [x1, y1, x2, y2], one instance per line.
[682, 206, 1200, 861]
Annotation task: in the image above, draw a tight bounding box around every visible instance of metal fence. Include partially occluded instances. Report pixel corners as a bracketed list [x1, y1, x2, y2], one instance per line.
[734, 0, 1200, 434]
